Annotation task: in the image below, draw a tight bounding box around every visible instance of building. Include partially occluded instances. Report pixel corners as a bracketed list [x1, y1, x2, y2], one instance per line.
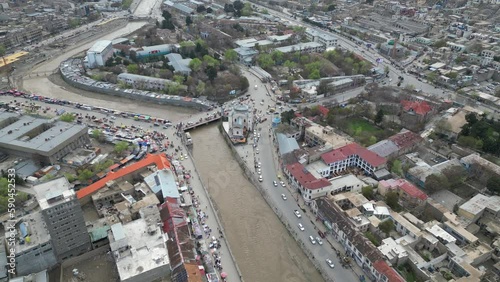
[378, 179, 428, 208]
[457, 194, 500, 223]
[303, 120, 351, 149]
[305, 28, 338, 48]
[33, 178, 91, 261]
[109, 210, 170, 282]
[86, 40, 113, 68]
[284, 162, 331, 201]
[117, 73, 173, 91]
[5, 212, 57, 275]
[61, 148, 96, 167]
[227, 104, 253, 140]
[276, 133, 299, 157]
[400, 100, 433, 130]
[275, 42, 325, 54]
[134, 44, 172, 59]
[233, 47, 258, 65]
[368, 129, 423, 159]
[165, 53, 192, 75]
[406, 158, 462, 188]
[320, 143, 386, 176]
[0, 113, 90, 165]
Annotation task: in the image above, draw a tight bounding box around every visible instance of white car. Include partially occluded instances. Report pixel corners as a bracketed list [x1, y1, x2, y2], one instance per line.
[316, 237, 323, 245]
[281, 194, 287, 200]
[273, 181, 278, 187]
[298, 223, 305, 231]
[257, 133, 261, 138]
[257, 162, 261, 168]
[280, 181, 286, 187]
[255, 148, 259, 154]
[294, 210, 301, 218]
[257, 169, 262, 175]
[326, 259, 335, 268]
[259, 175, 263, 182]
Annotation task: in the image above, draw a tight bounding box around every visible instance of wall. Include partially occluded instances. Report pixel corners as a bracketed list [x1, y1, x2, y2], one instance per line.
[60, 70, 211, 111]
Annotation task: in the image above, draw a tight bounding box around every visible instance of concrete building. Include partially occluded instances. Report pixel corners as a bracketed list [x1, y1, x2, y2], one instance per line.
[134, 44, 172, 59]
[233, 47, 258, 65]
[228, 104, 253, 140]
[275, 42, 325, 54]
[5, 212, 57, 276]
[368, 129, 423, 159]
[61, 148, 96, 167]
[284, 162, 331, 202]
[305, 28, 338, 48]
[165, 53, 192, 76]
[378, 179, 428, 208]
[457, 194, 500, 223]
[303, 120, 351, 149]
[109, 209, 170, 282]
[117, 73, 173, 91]
[86, 40, 113, 68]
[320, 143, 387, 176]
[0, 113, 90, 165]
[33, 178, 91, 261]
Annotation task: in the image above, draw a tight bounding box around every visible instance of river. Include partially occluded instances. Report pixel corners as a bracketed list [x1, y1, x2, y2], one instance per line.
[191, 125, 323, 282]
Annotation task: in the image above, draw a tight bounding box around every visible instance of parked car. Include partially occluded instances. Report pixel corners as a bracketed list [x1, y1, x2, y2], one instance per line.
[326, 259, 335, 268]
[281, 194, 287, 200]
[294, 210, 301, 218]
[298, 223, 304, 231]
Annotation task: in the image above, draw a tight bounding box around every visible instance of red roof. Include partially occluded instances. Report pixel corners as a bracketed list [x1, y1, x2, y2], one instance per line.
[388, 130, 423, 149]
[401, 100, 432, 116]
[286, 163, 331, 190]
[399, 180, 428, 201]
[318, 105, 329, 117]
[76, 154, 171, 199]
[321, 143, 386, 167]
[373, 260, 405, 282]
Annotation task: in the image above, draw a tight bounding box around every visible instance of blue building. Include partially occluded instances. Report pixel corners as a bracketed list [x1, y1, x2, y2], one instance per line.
[134, 44, 172, 60]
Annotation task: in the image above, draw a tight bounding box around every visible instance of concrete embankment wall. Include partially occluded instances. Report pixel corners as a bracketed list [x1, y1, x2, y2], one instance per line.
[218, 124, 335, 282]
[60, 71, 210, 111]
[183, 138, 246, 282]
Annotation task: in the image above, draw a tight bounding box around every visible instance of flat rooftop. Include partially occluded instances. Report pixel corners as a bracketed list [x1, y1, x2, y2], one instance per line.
[33, 177, 74, 209]
[9, 211, 51, 253]
[144, 169, 179, 199]
[0, 112, 87, 156]
[88, 40, 112, 53]
[305, 123, 351, 149]
[110, 218, 169, 281]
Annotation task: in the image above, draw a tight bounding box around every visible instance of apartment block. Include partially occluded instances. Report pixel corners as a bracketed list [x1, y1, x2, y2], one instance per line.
[305, 28, 338, 48]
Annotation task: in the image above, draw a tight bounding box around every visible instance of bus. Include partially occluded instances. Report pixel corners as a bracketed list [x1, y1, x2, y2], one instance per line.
[185, 132, 192, 146]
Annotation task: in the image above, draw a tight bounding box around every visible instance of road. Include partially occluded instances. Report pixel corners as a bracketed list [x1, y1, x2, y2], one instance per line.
[235, 71, 359, 282]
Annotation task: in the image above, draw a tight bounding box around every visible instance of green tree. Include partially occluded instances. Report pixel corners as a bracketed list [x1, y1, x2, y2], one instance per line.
[114, 141, 130, 155]
[78, 169, 94, 182]
[206, 66, 217, 82]
[173, 75, 185, 84]
[433, 39, 447, 48]
[284, 60, 297, 69]
[257, 54, 275, 70]
[385, 191, 400, 211]
[457, 135, 483, 150]
[375, 109, 384, 124]
[446, 72, 458, 79]
[425, 174, 449, 192]
[196, 81, 206, 95]
[327, 4, 336, 11]
[91, 129, 105, 143]
[308, 69, 321, 79]
[487, 176, 500, 194]
[391, 160, 403, 176]
[186, 15, 193, 26]
[203, 55, 219, 68]
[189, 58, 202, 72]
[241, 2, 253, 16]
[379, 219, 395, 235]
[362, 186, 374, 200]
[442, 165, 467, 187]
[59, 113, 75, 122]
[127, 64, 139, 74]
[271, 50, 284, 64]
[384, 65, 389, 74]
[280, 110, 295, 124]
[224, 49, 238, 62]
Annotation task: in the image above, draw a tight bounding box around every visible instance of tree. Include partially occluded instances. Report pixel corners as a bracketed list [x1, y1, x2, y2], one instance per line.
[59, 113, 75, 122]
[241, 2, 253, 16]
[433, 39, 447, 48]
[114, 141, 130, 155]
[257, 54, 275, 70]
[391, 160, 403, 176]
[206, 66, 217, 82]
[91, 129, 105, 143]
[78, 169, 94, 182]
[385, 191, 400, 211]
[457, 135, 483, 150]
[127, 64, 139, 74]
[186, 15, 193, 26]
[362, 186, 374, 200]
[196, 81, 206, 96]
[0, 44, 6, 66]
[384, 65, 389, 74]
[196, 5, 206, 13]
[442, 165, 467, 187]
[203, 55, 219, 68]
[327, 4, 336, 11]
[189, 58, 202, 72]
[375, 109, 384, 124]
[446, 72, 458, 80]
[487, 176, 500, 194]
[233, 0, 244, 12]
[281, 110, 295, 124]
[308, 69, 321, 79]
[224, 49, 238, 62]
[425, 174, 449, 192]
[379, 219, 394, 235]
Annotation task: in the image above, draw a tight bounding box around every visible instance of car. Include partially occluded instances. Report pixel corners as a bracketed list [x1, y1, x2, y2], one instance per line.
[316, 237, 323, 245]
[309, 236, 317, 244]
[298, 223, 304, 231]
[259, 175, 263, 182]
[326, 259, 335, 268]
[280, 181, 286, 187]
[281, 194, 287, 200]
[257, 133, 261, 138]
[257, 168, 262, 173]
[255, 148, 259, 154]
[294, 210, 301, 218]
[257, 162, 261, 168]
[273, 181, 278, 187]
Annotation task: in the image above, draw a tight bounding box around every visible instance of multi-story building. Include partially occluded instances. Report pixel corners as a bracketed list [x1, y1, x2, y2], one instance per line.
[320, 143, 386, 176]
[275, 42, 325, 54]
[5, 212, 58, 275]
[0, 25, 43, 50]
[117, 73, 173, 91]
[0, 112, 90, 165]
[33, 178, 91, 261]
[284, 162, 331, 201]
[457, 194, 500, 223]
[305, 28, 338, 48]
[228, 104, 253, 139]
[303, 120, 351, 149]
[86, 40, 113, 68]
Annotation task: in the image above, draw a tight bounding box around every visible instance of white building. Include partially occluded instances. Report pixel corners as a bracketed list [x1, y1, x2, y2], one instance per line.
[305, 29, 338, 48]
[86, 40, 113, 68]
[117, 73, 173, 91]
[228, 104, 253, 138]
[275, 42, 325, 54]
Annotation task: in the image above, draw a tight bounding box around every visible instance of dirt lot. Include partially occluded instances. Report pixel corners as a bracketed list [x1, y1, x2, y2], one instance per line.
[62, 252, 119, 282]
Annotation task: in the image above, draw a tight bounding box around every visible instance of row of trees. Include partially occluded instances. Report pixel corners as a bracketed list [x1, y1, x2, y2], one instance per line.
[459, 113, 500, 155]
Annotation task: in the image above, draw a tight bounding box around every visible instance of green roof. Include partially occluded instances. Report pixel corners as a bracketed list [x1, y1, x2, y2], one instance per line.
[90, 226, 111, 242]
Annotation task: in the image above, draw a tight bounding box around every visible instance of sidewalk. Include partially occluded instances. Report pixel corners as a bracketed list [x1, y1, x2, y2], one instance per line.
[179, 137, 244, 282]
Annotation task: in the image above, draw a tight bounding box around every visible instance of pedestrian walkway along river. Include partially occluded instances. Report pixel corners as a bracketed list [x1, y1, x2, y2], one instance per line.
[190, 124, 323, 282]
